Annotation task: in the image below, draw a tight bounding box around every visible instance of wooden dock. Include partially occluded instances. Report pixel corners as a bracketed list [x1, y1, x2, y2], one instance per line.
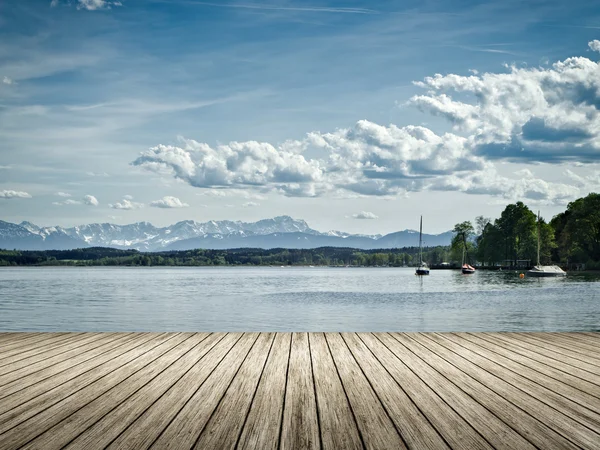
[0, 332, 599, 449]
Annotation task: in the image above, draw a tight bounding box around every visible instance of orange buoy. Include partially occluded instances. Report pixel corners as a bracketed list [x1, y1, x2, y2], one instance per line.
[519, 273, 525, 279]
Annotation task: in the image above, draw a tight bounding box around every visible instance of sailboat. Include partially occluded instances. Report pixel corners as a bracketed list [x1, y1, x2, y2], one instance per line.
[526, 211, 566, 277]
[461, 233, 476, 274]
[415, 216, 430, 276]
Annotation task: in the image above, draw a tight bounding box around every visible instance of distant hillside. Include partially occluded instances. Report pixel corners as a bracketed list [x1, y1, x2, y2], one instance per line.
[0, 217, 453, 251]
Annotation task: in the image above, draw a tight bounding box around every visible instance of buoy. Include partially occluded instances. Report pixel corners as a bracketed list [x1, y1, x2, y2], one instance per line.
[519, 273, 525, 279]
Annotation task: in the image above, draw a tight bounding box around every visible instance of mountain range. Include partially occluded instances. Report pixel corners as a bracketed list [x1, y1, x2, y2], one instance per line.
[0, 216, 453, 251]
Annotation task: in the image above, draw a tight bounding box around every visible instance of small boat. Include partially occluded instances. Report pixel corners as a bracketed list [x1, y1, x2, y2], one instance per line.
[415, 216, 430, 276]
[461, 239, 475, 274]
[526, 211, 566, 278]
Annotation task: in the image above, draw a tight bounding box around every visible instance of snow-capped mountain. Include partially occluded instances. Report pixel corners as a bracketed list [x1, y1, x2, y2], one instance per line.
[0, 217, 453, 251]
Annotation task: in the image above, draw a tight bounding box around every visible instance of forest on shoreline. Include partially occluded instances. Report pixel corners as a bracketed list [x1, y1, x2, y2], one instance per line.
[1, 193, 599, 269]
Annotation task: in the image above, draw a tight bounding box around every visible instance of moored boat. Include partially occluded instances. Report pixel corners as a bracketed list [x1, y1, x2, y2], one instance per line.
[526, 211, 566, 278]
[415, 216, 430, 276]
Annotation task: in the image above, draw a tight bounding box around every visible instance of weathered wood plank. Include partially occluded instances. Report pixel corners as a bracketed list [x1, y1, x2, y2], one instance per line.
[0, 333, 81, 363]
[0, 334, 166, 426]
[326, 332, 406, 450]
[486, 333, 600, 380]
[457, 333, 600, 402]
[512, 333, 600, 367]
[392, 334, 580, 450]
[0, 332, 138, 401]
[555, 333, 600, 348]
[344, 333, 453, 450]
[372, 333, 533, 450]
[149, 333, 259, 450]
[416, 333, 599, 449]
[280, 332, 321, 450]
[431, 334, 600, 432]
[310, 333, 362, 450]
[20, 333, 208, 450]
[63, 333, 222, 450]
[237, 332, 291, 450]
[193, 333, 275, 449]
[519, 333, 600, 360]
[105, 333, 241, 450]
[0, 333, 190, 449]
[475, 333, 600, 388]
[0, 333, 123, 387]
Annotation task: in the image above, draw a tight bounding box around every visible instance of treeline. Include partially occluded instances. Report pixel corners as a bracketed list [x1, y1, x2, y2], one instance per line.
[0, 246, 452, 267]
[454, 192, 600, 269]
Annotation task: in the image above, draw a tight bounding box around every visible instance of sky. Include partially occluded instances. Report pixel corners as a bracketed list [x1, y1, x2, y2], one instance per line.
[1, 0, 600, 234]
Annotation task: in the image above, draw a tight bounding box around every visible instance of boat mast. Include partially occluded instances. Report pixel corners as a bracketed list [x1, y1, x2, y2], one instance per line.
[537, 211, 541, 266]
[419, 216, 423, 263]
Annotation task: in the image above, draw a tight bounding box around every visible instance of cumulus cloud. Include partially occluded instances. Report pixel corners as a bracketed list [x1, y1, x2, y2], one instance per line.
[242, 201, 260, 207]
[2, 76, 13, 85]
[589, 40, 600, 53]
[84, 195, 99, 206]
[197, 189, 266, 200]
[132, 41, 600, 206]
[56, 192, 71, 197]
[123, 194, 134, 200]
[53, 199, 82, 206]
[51, 0, 123, 10]
[351, 211, 379, 219]
[0, 190, 31, 199]
[109, 198, 144, 210]
[149, 196, 189, 208]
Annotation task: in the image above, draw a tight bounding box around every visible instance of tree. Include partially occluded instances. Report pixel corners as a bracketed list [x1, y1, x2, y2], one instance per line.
[451, 221, 475, 264]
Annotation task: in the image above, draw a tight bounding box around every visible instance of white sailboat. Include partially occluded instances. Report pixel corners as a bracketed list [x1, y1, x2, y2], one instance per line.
[415, 216, 430, 276]
[526, 211, 566, 278]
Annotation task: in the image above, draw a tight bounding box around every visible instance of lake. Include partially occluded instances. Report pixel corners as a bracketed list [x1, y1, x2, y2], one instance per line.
[0, 267, 598, 332]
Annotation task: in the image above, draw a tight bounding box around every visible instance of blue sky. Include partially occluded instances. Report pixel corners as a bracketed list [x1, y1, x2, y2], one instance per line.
[1, 0, 600, 233]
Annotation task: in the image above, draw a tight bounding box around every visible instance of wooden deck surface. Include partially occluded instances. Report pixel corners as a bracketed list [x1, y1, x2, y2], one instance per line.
[0, 332, 599, 449]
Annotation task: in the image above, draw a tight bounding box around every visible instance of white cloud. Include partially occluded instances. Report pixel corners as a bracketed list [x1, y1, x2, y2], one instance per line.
[351, 211, 379, 219]
[149, 196, 189, 208]
[53, 199, 82, 206]
[86, 171, 110, 177]
[0, 190, 31, 199]
[197, 189, 266, 200]
[2, 76, 13, 85]
[83, 194, 99, 206]
[589, 40, 600, 53]
[76, 0, 122, 10]
[56, 191, 71, 197]
[242, 201, 260, 207]
[109, 198, 144, 210]
[132, 41, 600, 206]
[122, 194, 134, 200]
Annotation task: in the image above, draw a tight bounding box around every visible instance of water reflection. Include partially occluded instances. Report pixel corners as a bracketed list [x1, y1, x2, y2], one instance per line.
[0, 267, 598, 332]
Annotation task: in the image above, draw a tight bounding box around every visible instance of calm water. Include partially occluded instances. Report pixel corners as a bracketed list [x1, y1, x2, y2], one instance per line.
[0, 267, 599, 332]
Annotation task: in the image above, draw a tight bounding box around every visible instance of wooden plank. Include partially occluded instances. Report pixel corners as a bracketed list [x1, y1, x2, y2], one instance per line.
[486, 333, 600, 379]
[0, 333, 60, 354]
[390, 333, 580, 450]
[193, 333, 276, 449]
[372, 333, 533, 450]
[343, 333, 453, 450]
[61, 333, 223, 450]
[105, 333, 242, 450]
[555, 333, 600, 348]
[280, 332, 321, 450]
[0, 333, 39, 347]
[326, 332, 406, 450]
[0, 333, 138, 401]
[149, 333, 259, 450]
[0, 334, 163, 422]
[237, 332, 291, 450]
[459, 333, 600, 400]
[476, 333, 600, 388]
[0, 333, 123, 388]
[430, 334, 600, 432]
[512, 333, 600, 367]
[310, 333, 362, 450]
[520, 333, 600, 360]
[414, 333, 599, 449]
[0, 333, 190, 448]
[20, 333, 209, 450]
[0, 333, 80, 363]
